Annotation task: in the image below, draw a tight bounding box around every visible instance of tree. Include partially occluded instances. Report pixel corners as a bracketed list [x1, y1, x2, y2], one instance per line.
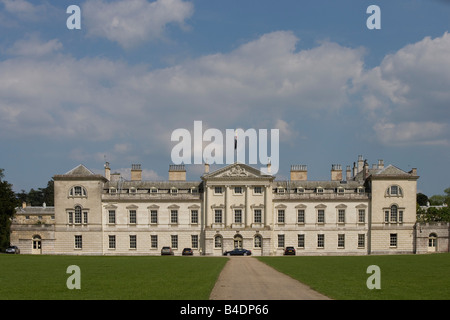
[0, 169, 19, 251]
[417, 193, 428, 206]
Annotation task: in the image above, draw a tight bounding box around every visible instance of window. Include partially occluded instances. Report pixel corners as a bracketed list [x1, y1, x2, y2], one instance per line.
[254, 209, 262, 223]
[129, 187, 136, 194]
[317, 234, 325, 248]
[191, 210, 198, 224]
[277, 188, 285, 194]
[74, 206, 82, 224]
[338, 234, 345, 248]
[109, 188, 116, 194]
[254, 186, 262, 194]
[316, 187, 324, 194]
[390, 233, 397, 247]
[214, 210, 223, 224]
[337, 187, 344, 194]
[130, 235, 137, 249]
[298, 234, 305, 248]
[108, 210, 116, 224]
[234, 209, 242, 223]
[278, 210, 285, 223]
[151, 188, 158, 194]
[151, 235, 158, 249]
[254, 235, 262, 248]
[171, 210, 178, 224]
[387, 185, 403, 196]
[150, 210, 158, 224]
[69, 186, 87, 197]
[109, 235, 116, 249]
[399, 210, 403, 223]
[428, 233, 437, 248]
[214, 187, 223, 194]
[171, 235, 178, 249]
[297, 188, 305, 194]
[234, 186, 243, 194]
[278, 234, 285, 248]
[171, 188, 178, 195]
[358, 187, 365, 194]
[68, 212, 73, 224]
[297, 210, 305, 223]
[358, 234, 365, 248]
[390, 205, 398, 222]
[191, 235, 198, 249]
[129, 210, 137, 224]
[338, 209, 345, 224]
[83, 211, 88, 224]
[385, 210, 390, 223]
[74, 235, 82, 249]
[214, 235, 222, 248]
[317, 210, 325, 224]
[358, 209, 365, 223]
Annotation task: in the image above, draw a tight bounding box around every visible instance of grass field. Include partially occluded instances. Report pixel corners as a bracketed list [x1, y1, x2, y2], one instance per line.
[0, 255, 227, 300]
[258, 253, 450, 300]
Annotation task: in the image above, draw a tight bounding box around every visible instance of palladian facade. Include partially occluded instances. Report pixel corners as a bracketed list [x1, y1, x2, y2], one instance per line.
[11, 155, 444, 256]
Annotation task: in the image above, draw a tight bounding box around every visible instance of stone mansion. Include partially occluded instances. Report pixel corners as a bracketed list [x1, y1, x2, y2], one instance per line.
[10, 155, 449, 255]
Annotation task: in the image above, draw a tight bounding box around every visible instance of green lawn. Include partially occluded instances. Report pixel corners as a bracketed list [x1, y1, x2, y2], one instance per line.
[0, 255, 227, 300]
[258, 253, 450, 300]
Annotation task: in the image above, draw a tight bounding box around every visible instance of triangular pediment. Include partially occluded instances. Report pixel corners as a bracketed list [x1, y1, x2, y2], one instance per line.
[374, 164, 409, 176]
[64, 164, 95, 176]
[202, 163, 273, 180]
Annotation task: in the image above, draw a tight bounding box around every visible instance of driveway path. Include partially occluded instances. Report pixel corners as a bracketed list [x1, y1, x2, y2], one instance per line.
[209, 257, 331, 300]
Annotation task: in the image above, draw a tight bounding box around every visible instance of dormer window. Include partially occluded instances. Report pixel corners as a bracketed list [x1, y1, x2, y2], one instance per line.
[129, 187, 136, 194]
[357, 187, 365, 194]
[337, 187, 344, 194]
[109, 188, 116, 194]
[69, 186, 87, 197]
[171, 188, 178, 195]
[151, 188, 158, 194]
[277, 187, 285, 194]
[316, 187, 324, 194]
[297, 188, 305, 194]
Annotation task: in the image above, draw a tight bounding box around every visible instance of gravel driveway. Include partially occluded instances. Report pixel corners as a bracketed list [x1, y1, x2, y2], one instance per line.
[209, 256, 331, 300]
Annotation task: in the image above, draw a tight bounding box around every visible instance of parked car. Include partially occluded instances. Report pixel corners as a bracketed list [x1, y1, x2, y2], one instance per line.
[5, 246, 20, 254]
[182, 248, 193, 256]
[161, 246, 174, 256]
[284, 246, 296, 255]
[223, 248, 252, 256]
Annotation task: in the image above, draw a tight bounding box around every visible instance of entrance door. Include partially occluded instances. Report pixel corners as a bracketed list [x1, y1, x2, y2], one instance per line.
[32, 235, 42, 254]
[428, 233, 437, 252]
[234, 235, 243, 249]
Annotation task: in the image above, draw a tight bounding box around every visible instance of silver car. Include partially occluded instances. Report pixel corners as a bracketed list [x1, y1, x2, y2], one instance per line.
[5, 246, 20, 254]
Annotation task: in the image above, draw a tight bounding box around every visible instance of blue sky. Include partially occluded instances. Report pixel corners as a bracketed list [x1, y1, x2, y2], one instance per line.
[0, 0, 449, 197]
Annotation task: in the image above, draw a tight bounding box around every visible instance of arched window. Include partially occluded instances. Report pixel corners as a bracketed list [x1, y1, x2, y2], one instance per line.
[386, 185, 403, 197]
[69, 186, 87, 197]
[74, 206, 82, 224]
[390, 205, 398, 222]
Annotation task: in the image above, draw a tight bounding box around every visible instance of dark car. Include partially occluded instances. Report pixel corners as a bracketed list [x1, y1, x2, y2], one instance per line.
[5, 246, 20, 254]
[161, 246, 174, 256]
[182, 248, 193, 256]
[284, 246, 296, 255]
[223, 248, 252, 256]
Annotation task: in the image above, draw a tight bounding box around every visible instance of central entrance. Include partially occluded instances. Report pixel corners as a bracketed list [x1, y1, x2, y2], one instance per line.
[234, 234, 243, 249]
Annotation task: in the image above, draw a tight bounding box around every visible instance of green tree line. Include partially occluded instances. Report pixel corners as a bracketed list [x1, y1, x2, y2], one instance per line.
[0, 168, 54, 251]
[417, 188, 450, 223]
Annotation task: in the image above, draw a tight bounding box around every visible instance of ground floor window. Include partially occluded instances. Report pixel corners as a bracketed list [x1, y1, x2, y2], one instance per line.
[317, 234, 325, 248]
[171, 235, 178, 249]
[151, 235, 158, 249]
[74, 235, 82, 249]
[298, 234, 305, 248]
[109, 235, 116, 249]
[277, 234, 285, 248]
[130, 235, 137, 249]
[428, 233, 437, 248]
[191, 235, 198, 249]
[358, 234, 365, 248]
[254, 235, 262, 248]
[390, 233, 397, 247]
[214, 235, 222, 248]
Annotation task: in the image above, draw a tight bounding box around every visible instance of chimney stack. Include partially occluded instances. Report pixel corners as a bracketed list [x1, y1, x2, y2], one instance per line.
[331, 164, 343, 181]
[377, 159, 384, 169]
[204, 162, 210, 174]
[169, 165, 186, 181]
[131, 164, 142, 181]
[357, 155, 364, 173]
[104, 162, 111, 181]
[346, 165, 352, 181]
[290, 165, 307, 181]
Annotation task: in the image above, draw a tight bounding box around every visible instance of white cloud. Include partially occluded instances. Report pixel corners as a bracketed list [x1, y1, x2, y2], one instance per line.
[83, 0, 194, 48]
[356, 32, 450, 146]
[6, 34, 63, 57]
